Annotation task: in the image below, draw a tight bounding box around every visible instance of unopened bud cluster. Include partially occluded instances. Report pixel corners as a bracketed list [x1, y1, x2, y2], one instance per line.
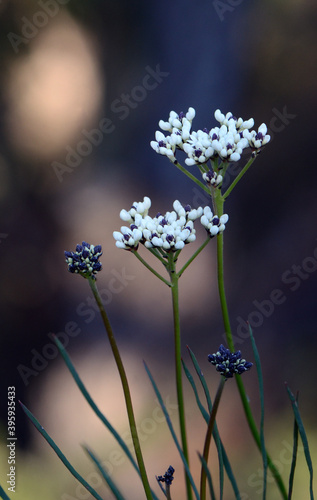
[208, 344, 253, 379]
[157, 465, 175, 486]
[65, 242, 102, 280]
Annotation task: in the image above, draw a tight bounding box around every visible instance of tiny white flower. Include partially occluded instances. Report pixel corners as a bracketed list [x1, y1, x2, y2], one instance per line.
[175, 241, 185, 250]
[201, 207, 229, 238]
[186, 107, 196, 120]
[230, 152, 241, 162]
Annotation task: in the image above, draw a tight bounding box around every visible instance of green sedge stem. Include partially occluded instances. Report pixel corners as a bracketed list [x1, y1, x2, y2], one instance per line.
[131, 250, 171, 287]
[88, 278, 153, 500]
[174, 161, 210, 195]
[200, 377, 226, 500]
[223, 156, 256, 200]
[213, 193, 288, 500]
[167, 254, 193, 500]
[177, 238, 210, 279]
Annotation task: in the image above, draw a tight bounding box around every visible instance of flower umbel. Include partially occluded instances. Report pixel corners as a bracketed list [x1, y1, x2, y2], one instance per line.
[157, 465, 175, 486]
[151, 107, 270, 166]
[64, 242, 102, 280]
[113, 197, 203, 252]
[208, 344, 253, 379]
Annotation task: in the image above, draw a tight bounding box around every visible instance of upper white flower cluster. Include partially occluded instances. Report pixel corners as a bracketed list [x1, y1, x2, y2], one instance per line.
[150, 108, 270, 166]
[113, 197, 203, 251]
[113, 197, 229, 252]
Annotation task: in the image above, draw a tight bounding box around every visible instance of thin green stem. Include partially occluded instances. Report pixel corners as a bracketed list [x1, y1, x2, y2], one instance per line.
[166, 484, 172, 500]
[200, 377, 226, 500]
[213, 197, 288, 500]
[131, 250, 171, 287]
[174, 161, 210, 195]
[223, 156, 256, 200]
[88, 278, 153, 500]
[167, 254, 193, 500]
[148, 247, 169, 265]
[177, 238, 210, 279]
[216, 231, 234, 349]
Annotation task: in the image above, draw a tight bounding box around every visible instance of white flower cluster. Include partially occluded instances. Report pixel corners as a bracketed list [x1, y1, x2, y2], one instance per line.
[202, 170, 223, 187]
[151, 108, 270, 166]
[150, 108, 196, 163]
[201, 207, 229, 237]
[113, 197, 203, 252]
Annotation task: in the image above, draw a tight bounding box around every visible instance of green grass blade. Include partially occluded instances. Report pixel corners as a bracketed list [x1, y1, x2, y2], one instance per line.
[288, 404, 299, 500]
[182, 358, 210, 422]
[198, 453, 216, 500]
[249, 325, 267, 500]
[53, 336, 159, 500]
[0, 485, 11, 500]
[185, 348, 240, 498]
[144, 362, 200, 500]
[214, 429, 224, 500]
[221, 448, 241, 499]
[187, 346, 212, 412]
[19, 402, 104, 500]
[286, 385, 314, 500]
[53, 335, 159, 500]
[52, 338, 138, 469]
[182, 357, 225, 495]
[83, 445, 126, 500]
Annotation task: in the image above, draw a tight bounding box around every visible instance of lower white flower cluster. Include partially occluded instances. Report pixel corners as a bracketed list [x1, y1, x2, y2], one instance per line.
[150, 108, 270, 166]
[113, 197, 229, 252]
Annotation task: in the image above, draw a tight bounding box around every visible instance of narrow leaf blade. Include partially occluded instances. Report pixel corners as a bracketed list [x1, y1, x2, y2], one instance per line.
[83, 445, 126, 500]
[198, 453, 216, 500]
[288, 408, 299, 499]
[19, 402, 104, 500]
[182, 358, 209, 423]
[187, 346, 212, 412]
[286, 385, 314, 500]
[0, 485, 11, 500]
[144, 362, 200, 500]
[249, 325, 267, 500]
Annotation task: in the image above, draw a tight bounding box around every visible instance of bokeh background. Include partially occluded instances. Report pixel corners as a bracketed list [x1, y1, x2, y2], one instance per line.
[0, 0, 316, 499]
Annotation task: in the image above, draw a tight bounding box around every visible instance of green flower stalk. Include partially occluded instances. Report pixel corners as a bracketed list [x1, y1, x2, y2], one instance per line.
[211, 187, 288, 499]
[65, 243, 153, 500]
[151, 106, 287, 498]
[113, 198, 213, 500]
[200, 345, 253, 500]
[157, 466, 175, 500]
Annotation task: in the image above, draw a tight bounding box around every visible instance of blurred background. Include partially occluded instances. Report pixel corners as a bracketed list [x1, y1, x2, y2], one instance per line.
[0, 0, 316, 498]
